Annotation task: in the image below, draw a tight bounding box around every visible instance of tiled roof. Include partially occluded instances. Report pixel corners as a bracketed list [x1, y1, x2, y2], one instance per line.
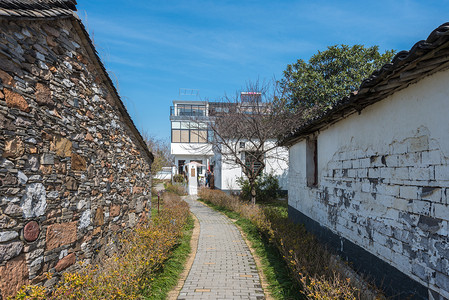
[0, 0, 154, 162]
[280, 22, 449, 146]
[0, 0, 77, 18]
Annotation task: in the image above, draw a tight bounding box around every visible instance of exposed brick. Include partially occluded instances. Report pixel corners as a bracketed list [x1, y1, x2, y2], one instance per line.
[420, 187, 442, 202]
[409, 167, 431, 181]
[408, 136, 429, 152]
[422, 150, 441, 166]
[399, 186, 418, 199]
[433, 203, 449, 220]
[435, 165, 449, 181]
[395, 167, 410, 180]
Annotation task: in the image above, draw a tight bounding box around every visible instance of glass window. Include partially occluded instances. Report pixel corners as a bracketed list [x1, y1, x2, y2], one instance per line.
[245, 151, 264, 174]
[180, 130, 189, 143]
[172, 130, 181, 142]
[198, 130, 207, 143]
[171, 122, 209, 143]
[190, 130, 199, 143]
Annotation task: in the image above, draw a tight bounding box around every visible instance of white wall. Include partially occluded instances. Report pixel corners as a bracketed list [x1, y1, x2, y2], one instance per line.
[288, 69, 449, 298]
[171, 143, 212, 156]
[213, 141, 289, 191]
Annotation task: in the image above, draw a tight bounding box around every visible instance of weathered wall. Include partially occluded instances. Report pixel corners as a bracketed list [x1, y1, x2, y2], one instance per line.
[0, 18, 152, 298]
[288, 69, 449, 299]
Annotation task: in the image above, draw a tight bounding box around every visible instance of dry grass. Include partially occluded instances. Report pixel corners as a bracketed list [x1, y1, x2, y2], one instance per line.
[164, 183, 187, 196]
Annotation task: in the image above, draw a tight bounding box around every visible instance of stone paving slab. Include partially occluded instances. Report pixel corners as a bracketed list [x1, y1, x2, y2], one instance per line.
[179, 195, 265, 300]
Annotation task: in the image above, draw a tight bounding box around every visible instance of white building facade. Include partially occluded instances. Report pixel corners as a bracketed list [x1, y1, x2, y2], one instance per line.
[212, 140, 289, 193]
[281, 24, 449, 299]
[170, 99, 289, 192]
[170, 100, 213, 179]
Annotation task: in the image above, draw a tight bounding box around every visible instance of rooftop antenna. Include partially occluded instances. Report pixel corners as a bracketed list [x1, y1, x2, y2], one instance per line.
[179, 88, 200, 99]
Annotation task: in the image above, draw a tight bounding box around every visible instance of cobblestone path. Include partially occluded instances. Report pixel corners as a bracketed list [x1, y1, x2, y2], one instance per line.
[178, 195, 265, 300]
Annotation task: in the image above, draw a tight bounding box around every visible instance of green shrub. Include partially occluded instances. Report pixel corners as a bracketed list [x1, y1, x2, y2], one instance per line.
[237, 173, 280, 202]
[173, 174, 185, 183]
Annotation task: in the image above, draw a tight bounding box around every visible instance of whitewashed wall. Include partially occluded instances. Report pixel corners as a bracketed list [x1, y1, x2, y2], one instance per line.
[214, 141, 289, 191]
[288, 69, 449, 298]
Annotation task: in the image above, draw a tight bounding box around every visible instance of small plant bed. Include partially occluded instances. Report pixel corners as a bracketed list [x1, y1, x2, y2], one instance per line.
[143, 213, 194, 299]
[198, 188, 381, 300]
[163, 182, 187, 196]
[11, 192, 192, 300]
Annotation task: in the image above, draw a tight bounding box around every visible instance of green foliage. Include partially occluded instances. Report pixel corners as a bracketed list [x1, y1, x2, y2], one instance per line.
[173, 174, 185, 183]
[237, 173, 280, 202]
[280, 44, 396, 110]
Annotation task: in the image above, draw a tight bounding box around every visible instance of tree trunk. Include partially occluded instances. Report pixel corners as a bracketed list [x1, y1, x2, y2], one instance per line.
[250, 183, 256, 205]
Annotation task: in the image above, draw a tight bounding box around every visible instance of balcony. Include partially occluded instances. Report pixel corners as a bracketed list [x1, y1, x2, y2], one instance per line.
[170, 104, 206, 117]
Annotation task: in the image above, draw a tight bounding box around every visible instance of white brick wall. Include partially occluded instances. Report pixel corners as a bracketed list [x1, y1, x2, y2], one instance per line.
[288, 69, 449, 297]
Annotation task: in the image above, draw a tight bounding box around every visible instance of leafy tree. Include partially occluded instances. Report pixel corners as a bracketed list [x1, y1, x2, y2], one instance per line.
[280, 44, 396, 110]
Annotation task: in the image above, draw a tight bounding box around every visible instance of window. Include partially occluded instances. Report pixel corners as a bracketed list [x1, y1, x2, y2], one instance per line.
[175, 104, 206, 116]
[178, 160, 185, 175]
[241, 92, 261, 103]
[171, 121, 208, 143]
[180, 130, 189, 143]
[245, 151, 264, 174]
[306, 137, 318, 187]
[198, 130, 207, 143]
[239, 142, 245, 149]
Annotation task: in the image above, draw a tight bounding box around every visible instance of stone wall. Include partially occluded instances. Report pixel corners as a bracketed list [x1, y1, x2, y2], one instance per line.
[0, 18, 152, 298]
[288, 69, 449, 299]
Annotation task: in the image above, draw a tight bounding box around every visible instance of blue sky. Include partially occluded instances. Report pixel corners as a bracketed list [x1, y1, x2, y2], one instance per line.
[75, 0, 449, 141]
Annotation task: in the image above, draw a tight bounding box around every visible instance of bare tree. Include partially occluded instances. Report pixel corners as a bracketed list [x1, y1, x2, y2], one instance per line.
[192, 80, 302, 204]
[143, 133, 174, 175]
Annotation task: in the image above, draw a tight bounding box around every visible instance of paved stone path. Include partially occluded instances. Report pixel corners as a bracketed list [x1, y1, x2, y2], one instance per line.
[178, 195, 265, 300]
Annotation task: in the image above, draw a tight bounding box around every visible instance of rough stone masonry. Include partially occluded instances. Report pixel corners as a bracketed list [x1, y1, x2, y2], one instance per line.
[0, 13, 153, 299]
